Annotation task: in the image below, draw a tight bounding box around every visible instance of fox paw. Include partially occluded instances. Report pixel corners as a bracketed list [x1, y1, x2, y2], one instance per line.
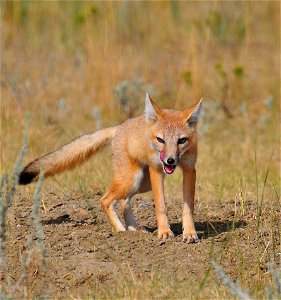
[128, 225, 149, 233]
[127, 225, 138, 231]
[183, 232, 199, 244]
[158, 228, 174, 242]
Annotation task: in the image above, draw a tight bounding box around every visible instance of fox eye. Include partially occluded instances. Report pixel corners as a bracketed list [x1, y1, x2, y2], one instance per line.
[156, 137, 165, 144]
[178, 137, 187, 144]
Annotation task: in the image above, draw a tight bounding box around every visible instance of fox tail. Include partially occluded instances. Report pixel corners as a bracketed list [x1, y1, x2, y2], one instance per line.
[19, 126, 117, 185]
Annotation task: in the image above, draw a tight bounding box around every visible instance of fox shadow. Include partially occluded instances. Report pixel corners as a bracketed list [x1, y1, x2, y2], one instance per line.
[42, 213, 247, 240]
[42, 214, 71, 225]
[144, 219, 247, 239]
[169, 219, 247, 239]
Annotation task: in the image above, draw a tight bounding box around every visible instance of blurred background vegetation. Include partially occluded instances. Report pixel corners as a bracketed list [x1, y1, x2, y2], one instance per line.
[1, 1, 280, 189]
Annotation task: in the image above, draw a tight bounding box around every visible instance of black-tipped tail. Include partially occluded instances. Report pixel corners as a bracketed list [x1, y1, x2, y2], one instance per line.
[18, 170, 37, 185]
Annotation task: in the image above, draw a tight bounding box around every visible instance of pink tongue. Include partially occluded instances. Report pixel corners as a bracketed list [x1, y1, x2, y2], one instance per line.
[160, 151, 165, 161]
[164, 165, 176, 174]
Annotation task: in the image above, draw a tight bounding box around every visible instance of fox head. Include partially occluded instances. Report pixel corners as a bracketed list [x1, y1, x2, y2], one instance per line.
[145, 93, 202, 174]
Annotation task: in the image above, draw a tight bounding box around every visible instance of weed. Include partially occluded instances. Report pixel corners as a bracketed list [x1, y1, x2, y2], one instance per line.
[212, 259, 252, 300]
[0, 134, 28, 287]
[212, 259, 281, 300]
[0, 135, 46, 298]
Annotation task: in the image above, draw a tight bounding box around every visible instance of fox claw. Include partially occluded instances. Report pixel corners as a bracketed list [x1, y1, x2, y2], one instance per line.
[183, 233, 199, 244]
[158, 229, 174, 242]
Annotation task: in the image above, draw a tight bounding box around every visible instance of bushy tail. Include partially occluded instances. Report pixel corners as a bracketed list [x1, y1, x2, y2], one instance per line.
[19, 126, 117, 185]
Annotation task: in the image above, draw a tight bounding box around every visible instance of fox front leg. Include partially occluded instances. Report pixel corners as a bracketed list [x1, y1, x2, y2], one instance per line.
[149, 166, 174, 241]
[182, 167, 199, 243]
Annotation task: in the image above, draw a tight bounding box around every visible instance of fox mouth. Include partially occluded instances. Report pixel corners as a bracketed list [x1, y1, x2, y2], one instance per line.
[163, 163, 176, 174]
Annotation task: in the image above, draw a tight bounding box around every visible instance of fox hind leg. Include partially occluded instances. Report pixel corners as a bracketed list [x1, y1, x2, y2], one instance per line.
[99, 167, 143, 232]
[119, 168, 152, 232]
[120, 197, 138, 231]
[100, 191, 126, 232]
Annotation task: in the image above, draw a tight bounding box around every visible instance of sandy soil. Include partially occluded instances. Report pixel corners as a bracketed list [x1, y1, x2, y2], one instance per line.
[3, 189, 278, 298]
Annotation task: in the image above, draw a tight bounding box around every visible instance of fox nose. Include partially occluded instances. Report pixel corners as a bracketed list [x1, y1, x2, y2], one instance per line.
[167, 157, 175, 165]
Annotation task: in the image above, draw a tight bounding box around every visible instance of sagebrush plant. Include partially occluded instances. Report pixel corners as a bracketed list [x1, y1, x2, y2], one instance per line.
[113, 78, 154, 119]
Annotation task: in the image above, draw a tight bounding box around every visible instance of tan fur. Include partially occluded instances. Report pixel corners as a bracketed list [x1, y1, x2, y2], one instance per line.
[21, 127, 117, 182]
[20, 95, 202, 243]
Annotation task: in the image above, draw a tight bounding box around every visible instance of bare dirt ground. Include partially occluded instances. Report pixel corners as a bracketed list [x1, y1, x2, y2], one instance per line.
[5, 188, 278, 299]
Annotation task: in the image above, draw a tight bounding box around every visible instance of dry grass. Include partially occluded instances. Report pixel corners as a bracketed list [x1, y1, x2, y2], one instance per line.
[0, 1, 280, 299]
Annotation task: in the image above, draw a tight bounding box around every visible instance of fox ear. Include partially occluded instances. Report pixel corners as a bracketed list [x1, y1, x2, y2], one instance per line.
[183, 98, 203, 126]
[145, 93, 163, 122]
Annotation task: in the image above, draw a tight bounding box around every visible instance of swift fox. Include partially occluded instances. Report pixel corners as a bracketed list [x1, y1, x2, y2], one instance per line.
[19, 94, 202, 243]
